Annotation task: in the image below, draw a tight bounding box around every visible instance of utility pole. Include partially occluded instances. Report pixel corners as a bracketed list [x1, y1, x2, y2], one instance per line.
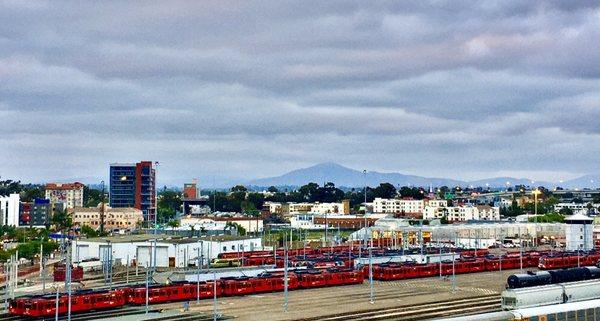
[284, 232, 289, 312]
[66, 239, 72, 321]
[4, 261, 8, 313]
[197, 244, 201, 303]
[369, 247, 374, 304]
[100, 180, 105, 235]
[213, 271, 218, 321]
[54, 284, 59, 321]
[126, 254, 129, 284]
[145, 267, 149, 314]
[439, 238, 442, 279]
[452, 230, 457, 293]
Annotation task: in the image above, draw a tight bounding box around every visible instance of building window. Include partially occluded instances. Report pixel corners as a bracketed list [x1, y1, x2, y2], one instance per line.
[222, 246, 226, 251]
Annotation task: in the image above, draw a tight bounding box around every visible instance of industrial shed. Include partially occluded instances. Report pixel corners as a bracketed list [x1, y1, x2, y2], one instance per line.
[70, 234, 262, 268]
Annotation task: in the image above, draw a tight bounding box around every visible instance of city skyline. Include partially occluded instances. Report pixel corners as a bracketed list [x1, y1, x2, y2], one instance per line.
[1, 2, 599, 184]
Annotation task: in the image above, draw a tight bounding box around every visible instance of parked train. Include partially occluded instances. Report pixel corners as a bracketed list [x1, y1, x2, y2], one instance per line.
[368, 254, 542, 281]
[502, 279, 600, 310]
[8, 268, 364, 317]
[538, 252, 600, 269]
[507, 266, 600, 289]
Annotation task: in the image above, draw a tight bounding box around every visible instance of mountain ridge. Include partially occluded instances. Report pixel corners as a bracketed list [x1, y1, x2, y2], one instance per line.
[247, 162, 595, 189]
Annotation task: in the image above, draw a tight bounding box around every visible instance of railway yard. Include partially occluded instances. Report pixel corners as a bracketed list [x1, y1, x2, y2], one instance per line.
[8, 268, 516, 321]
[4, 245, 598, 320]
[187, 269, 512, 321]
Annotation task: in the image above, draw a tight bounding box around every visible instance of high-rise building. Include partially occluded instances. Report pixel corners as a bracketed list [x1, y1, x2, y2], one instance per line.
[30, 198, 51, 227]
[0, 193, 20, 227]
[109, 161, 156, 223]
[45, 182, 84, 209]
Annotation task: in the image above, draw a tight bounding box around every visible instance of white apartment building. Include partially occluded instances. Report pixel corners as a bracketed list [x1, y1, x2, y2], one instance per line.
[0, 193, 20, 227]
[423, 205, 500, 222]
[45, 182, 85, 209]
[265, 201, 349, 216]
[555, 202, 600, 212]
[372, 198, 425, 214]
[310, 201, 350, 215]
[426, 199, 448, 208]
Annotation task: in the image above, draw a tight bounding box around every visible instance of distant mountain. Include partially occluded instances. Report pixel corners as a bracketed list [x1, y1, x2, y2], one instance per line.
[248, 162, 464, 188]
[563, 175, 600, 189]
[247, 162, 593, 189]
[467, 177, 554, 189]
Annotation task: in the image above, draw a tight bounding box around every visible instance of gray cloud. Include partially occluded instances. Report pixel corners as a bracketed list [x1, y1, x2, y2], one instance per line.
[0, 1, 599, 185]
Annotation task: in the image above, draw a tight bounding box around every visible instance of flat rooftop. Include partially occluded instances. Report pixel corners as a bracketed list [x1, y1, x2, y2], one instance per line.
[80, 234, 260, 244]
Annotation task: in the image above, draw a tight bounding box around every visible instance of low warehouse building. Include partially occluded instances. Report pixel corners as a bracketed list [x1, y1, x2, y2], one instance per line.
[71, 234, 262, 268]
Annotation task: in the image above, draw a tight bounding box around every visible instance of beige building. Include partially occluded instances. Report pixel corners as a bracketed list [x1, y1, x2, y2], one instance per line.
[265, 201, 350, 216]
[372, 198, 425, 215]
[45, 182, 84, 209]
[423, 205, 500, 222]
[69, 205, 143, 231]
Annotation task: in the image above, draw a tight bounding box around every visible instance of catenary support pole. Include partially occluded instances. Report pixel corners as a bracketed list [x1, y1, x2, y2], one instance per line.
[67, 241, 72, 321]
[197, 245, 201, 303]
[213, 271, 218, 321]
[369, 247, 374, 304]
[145, 268, 149, 314]
[284, 232, 289, 312]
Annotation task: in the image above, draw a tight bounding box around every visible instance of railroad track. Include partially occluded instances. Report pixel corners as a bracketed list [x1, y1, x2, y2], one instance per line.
[145, 312, 231, 321]
[295, 294, 501, 321]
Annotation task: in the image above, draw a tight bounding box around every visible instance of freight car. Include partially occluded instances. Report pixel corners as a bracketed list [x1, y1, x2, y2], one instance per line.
[507, 266, 600, 289]
[502, 280, 600, 310]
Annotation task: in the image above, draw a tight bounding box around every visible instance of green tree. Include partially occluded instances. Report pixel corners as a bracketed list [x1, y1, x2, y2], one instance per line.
[299, 182, 320, 201]
[83, 186, 104, 207]
[21, 185, 45, 202]
[52, 210, 72, 232]
[157, 189, 182, 221]
[246, 193, 265, 212]
[267, 186, 279, 193]
[80, 225, 98, 238]
[373, 183, 397, 199]
[230, 185, 248, 193]
[226, 222, 246, 236]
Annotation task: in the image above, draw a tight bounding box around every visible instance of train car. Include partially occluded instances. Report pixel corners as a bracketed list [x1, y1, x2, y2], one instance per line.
[564, 280, 600, 303]
[244, 255, 275, 266]
[252, 273, 298, 293]
[53, 265, 84, 282]
[296, 270, 327, 288]
[507, 271, 552, 289]
[501, 284, 564, 310]
[8, 296, 31, 316]
[210, 258, 241, 268]
[323, 269, 364, 286]
[548, 267, 591, 284]
[127, 281, 220, 304]
[23, 289, 126, 317]
[220, 277, 256, 296]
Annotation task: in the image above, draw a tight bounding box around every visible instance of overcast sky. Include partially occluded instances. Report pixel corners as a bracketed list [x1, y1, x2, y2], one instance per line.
[1, 1, 599, 186]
